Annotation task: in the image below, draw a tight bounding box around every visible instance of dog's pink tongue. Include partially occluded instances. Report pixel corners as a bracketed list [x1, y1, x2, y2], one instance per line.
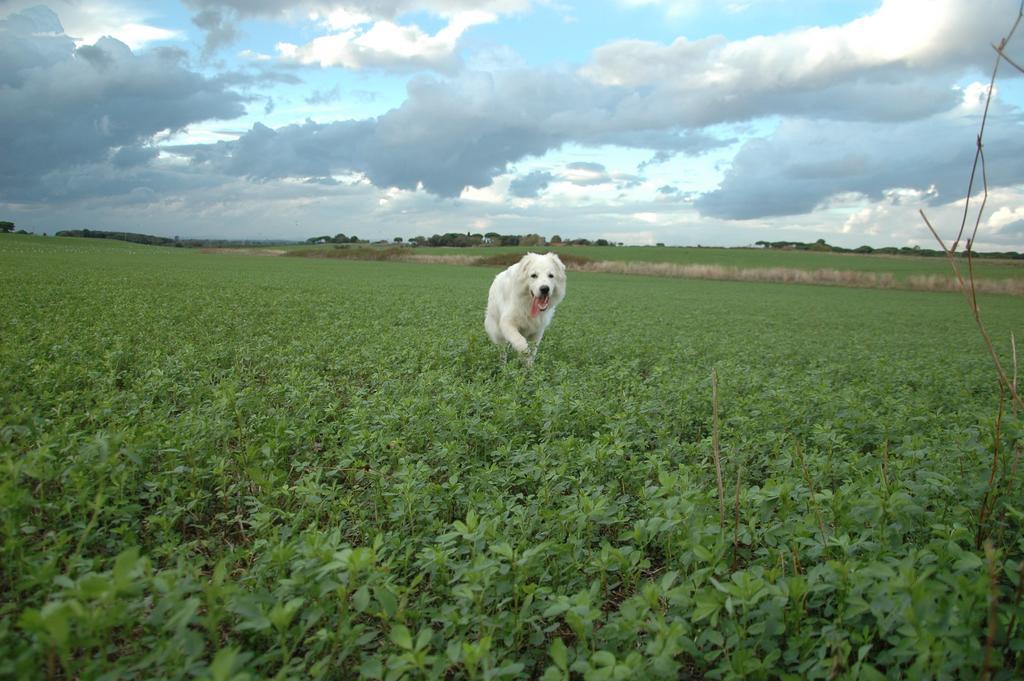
[530, 297, 542, 317]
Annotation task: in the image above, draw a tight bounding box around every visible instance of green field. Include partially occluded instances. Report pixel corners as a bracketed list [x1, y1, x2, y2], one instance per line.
[2, 234, 1023, 679]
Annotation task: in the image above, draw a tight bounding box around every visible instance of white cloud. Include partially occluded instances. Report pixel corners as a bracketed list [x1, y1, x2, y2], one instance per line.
[602, 229, 657, 245]
[988, 204, 1024, 228]
[276, 10, 496, 70]
[186, 0, 528, 55]
[617, 0, 699, 17]
[0, 1, 182, 49]
[238, 48, 273, 61]
[959, 81, 996, 110]
[586, 0, 1017, 94]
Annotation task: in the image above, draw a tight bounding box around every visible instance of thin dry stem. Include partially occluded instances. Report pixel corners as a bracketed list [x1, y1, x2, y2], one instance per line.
[919, 0, 1024, 411]
[711, 368, 726, 527]
[995, 42, 1024, 74]
[954, 0, 1023, 249]
[1007, 560, 1024, 642]
[977, 387, 1006, 549]
[981, 541, 998, 681]
[1013, 332, 1019, 416]
[731, 464, 743, 572]
[921, 211, 1024, 411]
[881, 439, 890, 491]
[795, 441, 829, 545]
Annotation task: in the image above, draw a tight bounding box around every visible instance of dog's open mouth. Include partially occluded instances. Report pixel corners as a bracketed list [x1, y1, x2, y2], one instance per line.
[530, 295, 550, 317]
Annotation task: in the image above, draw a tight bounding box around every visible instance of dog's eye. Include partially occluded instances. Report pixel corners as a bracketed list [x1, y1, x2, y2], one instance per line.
[548, 274, 554, 278]
[530, 273, 537, 278]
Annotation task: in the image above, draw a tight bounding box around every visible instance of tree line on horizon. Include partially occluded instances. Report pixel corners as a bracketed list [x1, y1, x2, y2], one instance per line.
[754, 238, 1024, 260]
[49, 229, 293, 248]
[3, 222, 1021, 259]
[304, 232, 622, 247]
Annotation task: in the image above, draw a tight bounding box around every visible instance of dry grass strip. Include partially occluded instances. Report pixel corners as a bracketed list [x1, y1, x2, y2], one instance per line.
[575, 260, 1024, 295]
[276, 247, 1024, 295]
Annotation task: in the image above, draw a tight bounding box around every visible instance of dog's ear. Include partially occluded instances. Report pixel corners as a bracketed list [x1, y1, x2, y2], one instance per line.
[517, 253, 533, 276]
[550, 253, 565, 275]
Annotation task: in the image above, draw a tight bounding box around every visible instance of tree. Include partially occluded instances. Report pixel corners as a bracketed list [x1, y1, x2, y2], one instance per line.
[0, 221, 14, 233]
[550, 234, 562, 244]
[393, 236, 403, 243]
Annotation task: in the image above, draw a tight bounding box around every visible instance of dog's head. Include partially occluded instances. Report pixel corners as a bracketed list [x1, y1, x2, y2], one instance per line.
[517, 252, 566, 316]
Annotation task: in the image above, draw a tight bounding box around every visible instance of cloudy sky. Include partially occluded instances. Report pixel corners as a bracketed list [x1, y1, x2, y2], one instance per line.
[2, 0, 1023, 248]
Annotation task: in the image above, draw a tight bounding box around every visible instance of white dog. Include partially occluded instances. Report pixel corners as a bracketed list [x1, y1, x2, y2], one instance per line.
[484, 252, 566, 362]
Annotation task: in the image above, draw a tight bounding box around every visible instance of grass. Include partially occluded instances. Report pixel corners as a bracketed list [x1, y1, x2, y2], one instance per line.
[1, 234, 1023, 679]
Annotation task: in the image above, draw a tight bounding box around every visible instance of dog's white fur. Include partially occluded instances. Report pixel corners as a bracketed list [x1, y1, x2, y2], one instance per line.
[484, 252, 566, 361]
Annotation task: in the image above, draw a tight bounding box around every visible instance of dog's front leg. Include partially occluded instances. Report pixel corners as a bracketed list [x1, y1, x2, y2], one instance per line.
[500, 320, 530, 354]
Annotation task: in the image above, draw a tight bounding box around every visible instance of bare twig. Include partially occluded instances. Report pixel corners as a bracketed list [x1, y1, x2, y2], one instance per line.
[921, 211, 1024, 411]
[919, 1, 1024, 412]
[790, 543, 802, 576]
[880, 439, 890, 491]
[977, 386, 1006, 549]
[711, 368, 726, 527]
[731, 464, 743, 572]
[956, 0, 1024, 248]
[981, 541, 998, 681]
[1007, 559, 1024, 642]
[795, 441, 829, 545]
[994, 42, 1024, 74]
[1013, 332, 1019, 416]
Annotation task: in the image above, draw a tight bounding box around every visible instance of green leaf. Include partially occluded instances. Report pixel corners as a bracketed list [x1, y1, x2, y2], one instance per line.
[353, 585, 371, 612]
[543, 602, 569, 618]
[549, 637, 568, 670]
[415, 627, 432, 651]
[953, 553, 984, 572]
[692, 594, 721, 623]
[268, 597, 304, 632]
[112, 546, 141, 591]
[389, 624, 413, 650]
[359, 655, 383, 679]
[39, 601, 71, 649]
[209, 646, 241, 681]
[375, 587, 398, 618]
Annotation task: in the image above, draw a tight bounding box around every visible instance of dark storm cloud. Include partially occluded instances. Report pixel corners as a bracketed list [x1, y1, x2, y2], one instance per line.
[509, 170, 554, 198]
[111, 145, 160, 168]
[990, 219, 1024, 244]
[192, 8, 242, 57]
[564, 161, 609, 185]
[170, 69, 732, 197]
[0, 6, 247, 202]
[305, 85, 343, 105]
[694, 106, 1024, 220]
[6, 1, 1023, 220]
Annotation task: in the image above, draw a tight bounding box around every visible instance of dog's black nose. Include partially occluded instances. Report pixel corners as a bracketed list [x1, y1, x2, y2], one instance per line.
[540, 285, 550, 296]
